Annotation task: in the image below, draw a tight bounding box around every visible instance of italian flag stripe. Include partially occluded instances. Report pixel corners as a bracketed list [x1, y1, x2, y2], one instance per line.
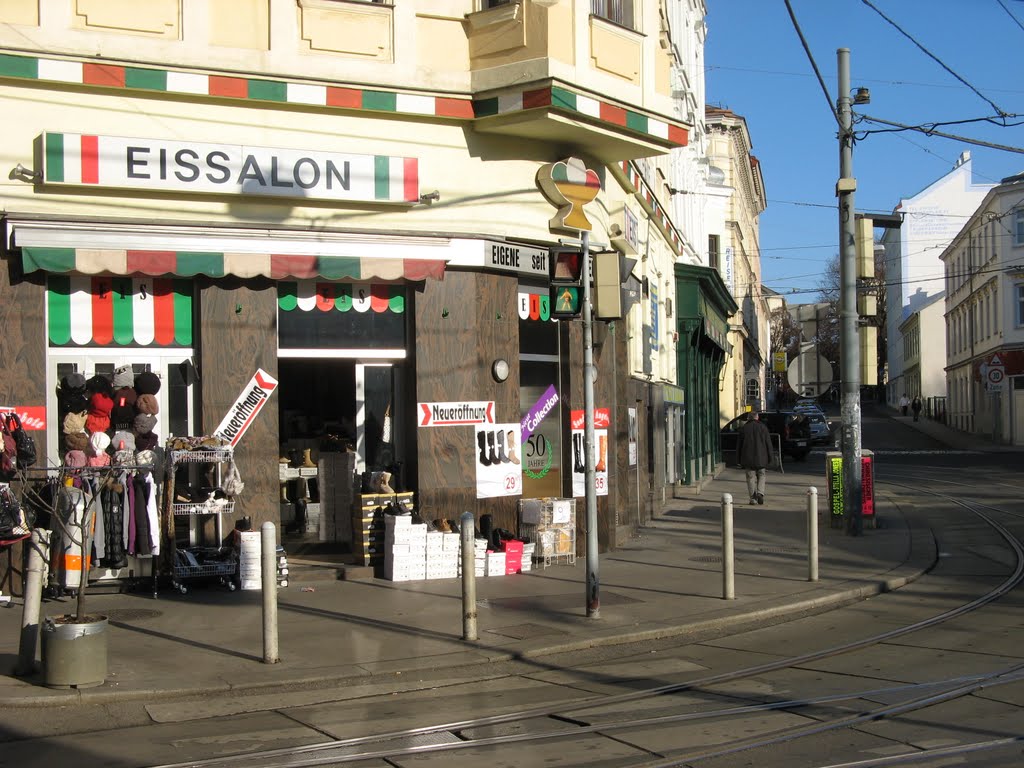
[91, 277, 114, 344]
[47, 277, 72, 345]
[173, 280, 192, 345]
[374, 156, 390, 200]
[132, 280, 155, 345]
[69, 276, 93, 345]
[403, 157, 418, 202]
[112, 277, 134, 344]
[81, 134, 99, 184]
[152, 279, 176, 345]
[45, 133, 65, 182]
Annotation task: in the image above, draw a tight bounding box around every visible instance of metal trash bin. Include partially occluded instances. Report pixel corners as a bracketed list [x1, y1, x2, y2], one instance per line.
[41, 615, 108, 689]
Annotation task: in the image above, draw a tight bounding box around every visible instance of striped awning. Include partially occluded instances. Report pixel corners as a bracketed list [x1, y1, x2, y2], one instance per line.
[22, 246, 445, 282]
[278, 282, 405, 313]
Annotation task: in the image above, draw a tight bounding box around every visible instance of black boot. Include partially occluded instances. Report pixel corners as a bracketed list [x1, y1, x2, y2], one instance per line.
[496, 430, 507, 463]
[487, 431, 498, 465]
[478, 431, 491, 466]
[574, 433, 585, 473]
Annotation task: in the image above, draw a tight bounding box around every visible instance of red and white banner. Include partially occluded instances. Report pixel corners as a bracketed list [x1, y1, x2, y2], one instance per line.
[419, 401, 494, 427]
[570, 408, 610, 430]
[0, 406, 46, 430]
[213, 369, 278, 447]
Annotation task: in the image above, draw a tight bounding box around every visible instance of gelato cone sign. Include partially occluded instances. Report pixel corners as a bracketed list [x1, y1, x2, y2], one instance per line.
[536, 157, 600, 233]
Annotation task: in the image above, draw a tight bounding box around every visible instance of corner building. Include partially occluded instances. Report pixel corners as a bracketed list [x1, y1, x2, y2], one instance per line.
[0, 0, 694, 569]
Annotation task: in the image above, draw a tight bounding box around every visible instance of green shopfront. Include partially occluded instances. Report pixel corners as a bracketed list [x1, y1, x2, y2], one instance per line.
[674, 264, 736, 486]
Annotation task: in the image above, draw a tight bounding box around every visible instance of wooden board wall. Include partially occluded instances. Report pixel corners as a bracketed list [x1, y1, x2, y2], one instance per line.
[197, 278, 279, 540]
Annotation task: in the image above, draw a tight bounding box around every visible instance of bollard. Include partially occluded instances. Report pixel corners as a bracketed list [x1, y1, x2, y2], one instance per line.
[261, 522, 279, 664]
[16, 530, 49, 676]
[807, 487, 819, 582]
[721, 493, 735, 600]
[460, 511, 478, 641]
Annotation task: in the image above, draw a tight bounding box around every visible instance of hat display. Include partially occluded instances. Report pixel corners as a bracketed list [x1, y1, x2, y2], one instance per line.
[134, 371, 161, 395]
[88, 431, 111, 456]
[112, 430, 136, 452]
[135, 449, 156, 468]
[64, 432, 90, 452]
[110, 387, 138, 426]
[87, 453, 111, 468]
[63, 411, 88, 434]
[133, 413, 157, 435]
[113, 449, 135, 466]
[64, 450, 87, 468]
[135, 431, 159, 451]
[61, 372, 87, 393]
[85, 374, 113, 395]
[112, 365, 134, 388]
[136, 394, 159, 415]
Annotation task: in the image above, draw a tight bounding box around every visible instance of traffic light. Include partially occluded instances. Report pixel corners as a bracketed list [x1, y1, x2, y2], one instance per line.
[549, 246, 584, 319]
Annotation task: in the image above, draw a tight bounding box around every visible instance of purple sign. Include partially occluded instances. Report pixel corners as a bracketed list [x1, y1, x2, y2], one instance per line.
[521, 384, 559, 444]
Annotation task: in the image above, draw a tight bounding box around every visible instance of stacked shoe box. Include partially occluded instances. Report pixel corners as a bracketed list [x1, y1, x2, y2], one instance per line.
[384, 514, 427, 581]
[352, 491, 415, 569]
[277, 545, 289, 588]
[502, 540, 523, 574]
[521, 542, 535, 572]
[238, 531, 261, 590]
[486, 549, 506, 576]
[463, 538, 487, 577]
[424, 531, 460, 579]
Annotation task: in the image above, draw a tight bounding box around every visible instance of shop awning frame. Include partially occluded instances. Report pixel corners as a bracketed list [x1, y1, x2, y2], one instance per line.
[7, 219, 475, 281]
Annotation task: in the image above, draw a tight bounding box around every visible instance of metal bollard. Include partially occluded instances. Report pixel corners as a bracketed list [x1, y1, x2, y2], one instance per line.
[460, 511, 477, 641]
[16, 529, 49, 676]
[807, 487, 819, 582]
[261, 522, 279, 664]
[722, 493, 735, 600]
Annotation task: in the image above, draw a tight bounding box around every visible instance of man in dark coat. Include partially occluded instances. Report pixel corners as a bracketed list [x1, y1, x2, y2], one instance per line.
[735, 411, 773, 505]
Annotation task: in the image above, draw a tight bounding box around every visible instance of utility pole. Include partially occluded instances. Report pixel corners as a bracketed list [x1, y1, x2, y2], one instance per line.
[581, 230, 600, 617]
[837, 48, 863, 536]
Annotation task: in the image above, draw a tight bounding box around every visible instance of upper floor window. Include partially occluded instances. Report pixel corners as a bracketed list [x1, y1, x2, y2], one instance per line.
[1016, 284, 1024, 327]
[708, 234, 720, 271]
[1014, 208, 1024, 247]
[591, 0, 634, 30]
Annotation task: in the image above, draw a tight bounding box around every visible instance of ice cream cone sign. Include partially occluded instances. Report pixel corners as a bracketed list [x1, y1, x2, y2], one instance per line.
[536, 157, 601, 233]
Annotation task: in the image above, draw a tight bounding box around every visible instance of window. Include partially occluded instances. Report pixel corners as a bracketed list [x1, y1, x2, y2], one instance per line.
[708, 234, 720, 271]
[591, 0, 634, 29]
[1015, 209, 1024, 247]
[1016, 284, 1024, 327]
[484, 0, 513, 6]
[746, 378, 760, 404]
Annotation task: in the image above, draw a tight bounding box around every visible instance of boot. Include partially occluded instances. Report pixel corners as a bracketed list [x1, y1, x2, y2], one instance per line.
[506, 430, 520, 465]
[495, 430, 507, 463]
[477, 431, 491, 466]
[302, 448, 316, 469]
[377, 471, 395, 494]
[487, 431, 498, 465]
[280, 483, 289, 503]
[574, 433, 584, 473]
[595, 434, 607, 473]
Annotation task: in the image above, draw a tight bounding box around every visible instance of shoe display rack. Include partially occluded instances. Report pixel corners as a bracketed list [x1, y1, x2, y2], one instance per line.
[517, 497, 576, 568]
[164, 440, 238, 594]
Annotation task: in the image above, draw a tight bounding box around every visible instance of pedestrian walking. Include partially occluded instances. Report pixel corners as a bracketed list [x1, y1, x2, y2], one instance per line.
[898, 393, 910, 417]
[735, 411, 773, 505]
[911, 396, 922, 422]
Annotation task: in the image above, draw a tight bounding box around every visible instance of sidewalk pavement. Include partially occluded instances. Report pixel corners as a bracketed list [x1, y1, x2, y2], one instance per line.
[0, 464, 936, 710]
[888, 406, 1018, 452]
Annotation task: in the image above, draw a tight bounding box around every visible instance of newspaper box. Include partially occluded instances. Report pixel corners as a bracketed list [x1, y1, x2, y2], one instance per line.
[825, 450, 875, 529]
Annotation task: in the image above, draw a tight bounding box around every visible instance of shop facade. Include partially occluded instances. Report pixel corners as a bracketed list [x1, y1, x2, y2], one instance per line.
[0, 29, 690, 585]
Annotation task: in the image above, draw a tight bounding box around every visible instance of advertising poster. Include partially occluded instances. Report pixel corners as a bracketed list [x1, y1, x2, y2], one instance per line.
[475, 423, 523, 498]
[628, 407, 637, 467]
[570, 408, 610, 498]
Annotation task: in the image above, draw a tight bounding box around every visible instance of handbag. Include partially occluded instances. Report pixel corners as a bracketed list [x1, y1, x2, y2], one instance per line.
[0, 485, 28, 538]
[0, 419, 16, 481]
[5, 413, 37, 469]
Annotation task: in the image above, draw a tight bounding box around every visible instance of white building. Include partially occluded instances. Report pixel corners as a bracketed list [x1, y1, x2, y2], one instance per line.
[942, 171, 1024, 444]
[882, 152, 993, 406]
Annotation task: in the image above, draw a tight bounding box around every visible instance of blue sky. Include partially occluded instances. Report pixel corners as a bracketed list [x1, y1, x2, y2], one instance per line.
[704, 0, 1024, 302]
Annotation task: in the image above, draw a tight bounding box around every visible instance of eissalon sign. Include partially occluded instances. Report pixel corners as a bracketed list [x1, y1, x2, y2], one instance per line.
[41, 132, 418, 204]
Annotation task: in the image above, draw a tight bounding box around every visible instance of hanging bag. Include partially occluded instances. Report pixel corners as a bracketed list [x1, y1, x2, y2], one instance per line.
[0, 419, 17, 481]
[5, 413, 37, 469]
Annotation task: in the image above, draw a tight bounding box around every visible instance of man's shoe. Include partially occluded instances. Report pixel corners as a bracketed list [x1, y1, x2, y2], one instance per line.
[756, 493, 765, 505]
[750, 496, 758, 505]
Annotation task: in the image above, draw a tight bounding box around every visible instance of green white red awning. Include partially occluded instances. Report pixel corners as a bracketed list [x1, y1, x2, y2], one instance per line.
[22, 247, 445, 281]
[277, 282, 405, 313]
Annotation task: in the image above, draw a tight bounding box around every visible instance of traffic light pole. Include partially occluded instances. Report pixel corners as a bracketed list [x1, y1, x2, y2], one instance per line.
[837, 48, 863, 536]
[581, 229, 600, 617]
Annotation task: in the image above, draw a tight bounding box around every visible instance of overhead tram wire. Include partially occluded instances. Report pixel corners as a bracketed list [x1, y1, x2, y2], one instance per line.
[857, 115, 1024, 154]
[997, 0, 1024, 33]
[783, 0, 838, 125]
[859, 0, 1010, 119]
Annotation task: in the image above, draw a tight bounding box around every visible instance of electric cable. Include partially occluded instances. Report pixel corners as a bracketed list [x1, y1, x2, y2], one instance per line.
[857, 114, 1024, 154]
[859, 0, 1009, 117]
[996, 0, 1024, 33]
[782, 0, 839, 125]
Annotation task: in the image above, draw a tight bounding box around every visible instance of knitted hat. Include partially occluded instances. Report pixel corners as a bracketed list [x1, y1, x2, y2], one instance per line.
[64, 450, 87, 468]
[63, 411, 88, 434]
[61, 372, 87, 393]
[61, 392, 90, 415]
[85, 374, 113, 396]
[135, 394, 159, 415]
[89, 391, 114, 415]
[133, 413, 157, 435]
[87, 453, 111, 468]
[84, 413, 110, 435]
[135, 449, 156, 468]
[110, 387, 137, 427]
[135, 431, 159, 451]
[88, 431, 111, 456]
[112, 430, 136, 452]
[113, 449, 135, 466]
[112, 365, 134, 388]
[134, 371, 161, 395]
[64, 432, 90, 452]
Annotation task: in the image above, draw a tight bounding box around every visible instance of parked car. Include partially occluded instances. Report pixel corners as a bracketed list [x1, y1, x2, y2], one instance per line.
[720, 411, 812, 464]
[796, 411, 833, 446]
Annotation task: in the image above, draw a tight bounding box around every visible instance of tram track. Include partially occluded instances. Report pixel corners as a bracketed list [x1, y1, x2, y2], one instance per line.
[150, 479, 1024, 768]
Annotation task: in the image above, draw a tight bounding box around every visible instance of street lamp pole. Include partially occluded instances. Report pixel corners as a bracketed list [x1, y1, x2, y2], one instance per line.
[837, 48, 863, 535]
[581, 229, 600, 618]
